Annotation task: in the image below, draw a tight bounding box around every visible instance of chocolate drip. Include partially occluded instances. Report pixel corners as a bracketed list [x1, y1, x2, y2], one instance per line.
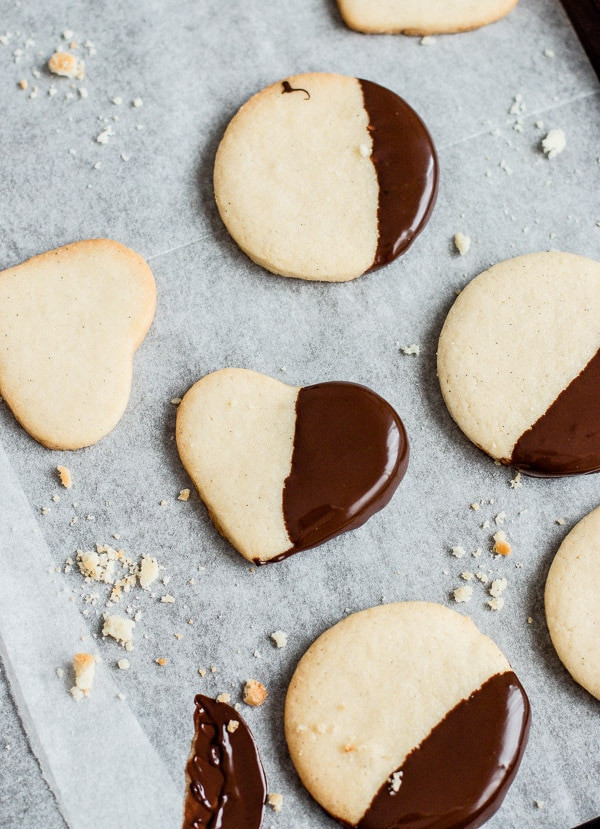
[276, 382, 408, 561]
[511, 348, 600, 477]
[359, 79, 438, 270]
[357, 671, 530, 829]
[183, 694, 266, 829]
[281, 80, 310, 100]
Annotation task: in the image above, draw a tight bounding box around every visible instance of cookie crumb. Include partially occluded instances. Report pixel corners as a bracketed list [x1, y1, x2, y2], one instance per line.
[487, 597, 505, 611]
[493, 531, 512, 556]
[198, 668, 206, 677]
[555, 517, 565, 525]
[48, 51, 85, 79]
[177, 488, 190, 501]
[527, 616, 533, 624]
[451, 546, 466, 559]
[267, 793, 283, 812]
[271, 630, 288, 648]
[132, 97, 143, 107]
[495, 512, 506, 526]
[452, 585, 473, 603]
[388, 770, 403, 793]
[96, 126, 113, 145]
[472, 548, 482, 558]
[460, 572, 474, 581]
[18, 78, 27, 90]
[155, 658, 167, 666]
[57, 466, 72, 488]
[70, 652, 95, 699]
[400, 343, 420, 356]
[56, 668, 64, 679]
[170, 397, 182, 405]
[454, 233, 471, 256]
[102, 614, 135, 647]
[216, 692, 231, 703]
[243, 679, 268, 707]
[160, 594, 175, 604]
[227, 719, 239, 734]
[139, 555, 159, 589]
[470, 502, 480, 511]
[489, 578, 507, 598]
[510, 472, 522, 489]
[542, 129, 566, 159]
[420, 35, 435, 45]
[534, 799, 545, 808]
[117, 658, 130, 670]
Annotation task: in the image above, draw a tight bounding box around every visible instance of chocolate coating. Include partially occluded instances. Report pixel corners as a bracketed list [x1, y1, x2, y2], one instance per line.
[276, 382, 408, 561]
[359, 79, 438, 270]
[183, 694, 266, 829]
[511, 348, 600, 476]
[357, 671, 530, 829]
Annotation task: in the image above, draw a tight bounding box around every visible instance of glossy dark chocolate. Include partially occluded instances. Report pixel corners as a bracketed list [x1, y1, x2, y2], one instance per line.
[183, 694, 266, 829]
[356, 671, 530, 829]
[511, 348, 600, 477]
[359, 79, 438, 270]
[281, 80, 311, 100]
[274, 382, 408, 561]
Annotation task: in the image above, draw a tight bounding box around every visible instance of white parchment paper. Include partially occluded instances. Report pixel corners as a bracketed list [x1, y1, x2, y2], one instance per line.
[0, 0, 599, 827]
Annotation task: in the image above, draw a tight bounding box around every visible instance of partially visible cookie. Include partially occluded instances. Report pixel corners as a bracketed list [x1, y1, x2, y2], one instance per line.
[337, 0, 518, 35]
[545, 506, 600, 700]
[214, 73, 438, 281]
[285, 602, 530, 827]
[176, 368, 408, 563]
[437, 251, 600, 476]
[0, 239, 156, 449]
[184, 694, 266, 828]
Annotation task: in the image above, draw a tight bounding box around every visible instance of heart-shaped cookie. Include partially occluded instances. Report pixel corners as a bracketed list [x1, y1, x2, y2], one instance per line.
[0, 239, 156, 449]
[176, 368, 409, 563]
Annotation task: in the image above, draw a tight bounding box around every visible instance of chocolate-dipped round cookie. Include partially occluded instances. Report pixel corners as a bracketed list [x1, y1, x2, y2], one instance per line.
[285, 602, 530, 828]
[214, 73, 438, 282]
[545, 506, 600, 700]
[438, 251, 600, 477]
[176, 368, 408, 563]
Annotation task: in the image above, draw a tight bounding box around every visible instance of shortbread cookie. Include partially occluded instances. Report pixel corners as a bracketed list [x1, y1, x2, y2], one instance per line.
[0, 239, 155, 449]
[437, 251, 600, 476]
[214, 73, 438, 281]
[545, 506, 600, 700]
[176, 368, 408, 562]
[184, 694, 266, 828]
[285, 602, 530, 827]
[337, 0, 518, 35]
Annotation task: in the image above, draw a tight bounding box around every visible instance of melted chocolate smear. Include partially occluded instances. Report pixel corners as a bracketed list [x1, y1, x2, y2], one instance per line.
[183, 694, 266, 829]
[511, 348, 600, 477]
[281, 80, 310, 100]
[276, 382, 408, 561]
[359, 79, 438, 271]
[357, 672, 530, 829]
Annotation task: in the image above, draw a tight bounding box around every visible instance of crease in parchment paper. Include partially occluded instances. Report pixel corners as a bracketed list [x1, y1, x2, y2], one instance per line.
[0, 442, 182, 829]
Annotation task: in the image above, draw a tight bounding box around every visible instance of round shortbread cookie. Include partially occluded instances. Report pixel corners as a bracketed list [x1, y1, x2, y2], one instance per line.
[214, 73, 438, 282]
[0, 239, 156, 450]
[337, 0, 518, 35]
[176, 368, 408, 563]
[285, 602, 530, 828]
[545, 506, 600, 700]
[437, 251, 600, 477]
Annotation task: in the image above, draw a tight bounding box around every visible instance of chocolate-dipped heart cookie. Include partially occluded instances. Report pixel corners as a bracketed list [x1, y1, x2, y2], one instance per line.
[214, 73, 438, 282]
[176, 368, 408, 563]
[285, 602, 530, 828]
[438, 251, 600, 477]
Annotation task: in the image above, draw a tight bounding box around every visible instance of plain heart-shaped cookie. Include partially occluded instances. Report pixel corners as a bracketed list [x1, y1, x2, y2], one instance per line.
[0, 239, 156, 449]
[176, 368, 409, 563]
